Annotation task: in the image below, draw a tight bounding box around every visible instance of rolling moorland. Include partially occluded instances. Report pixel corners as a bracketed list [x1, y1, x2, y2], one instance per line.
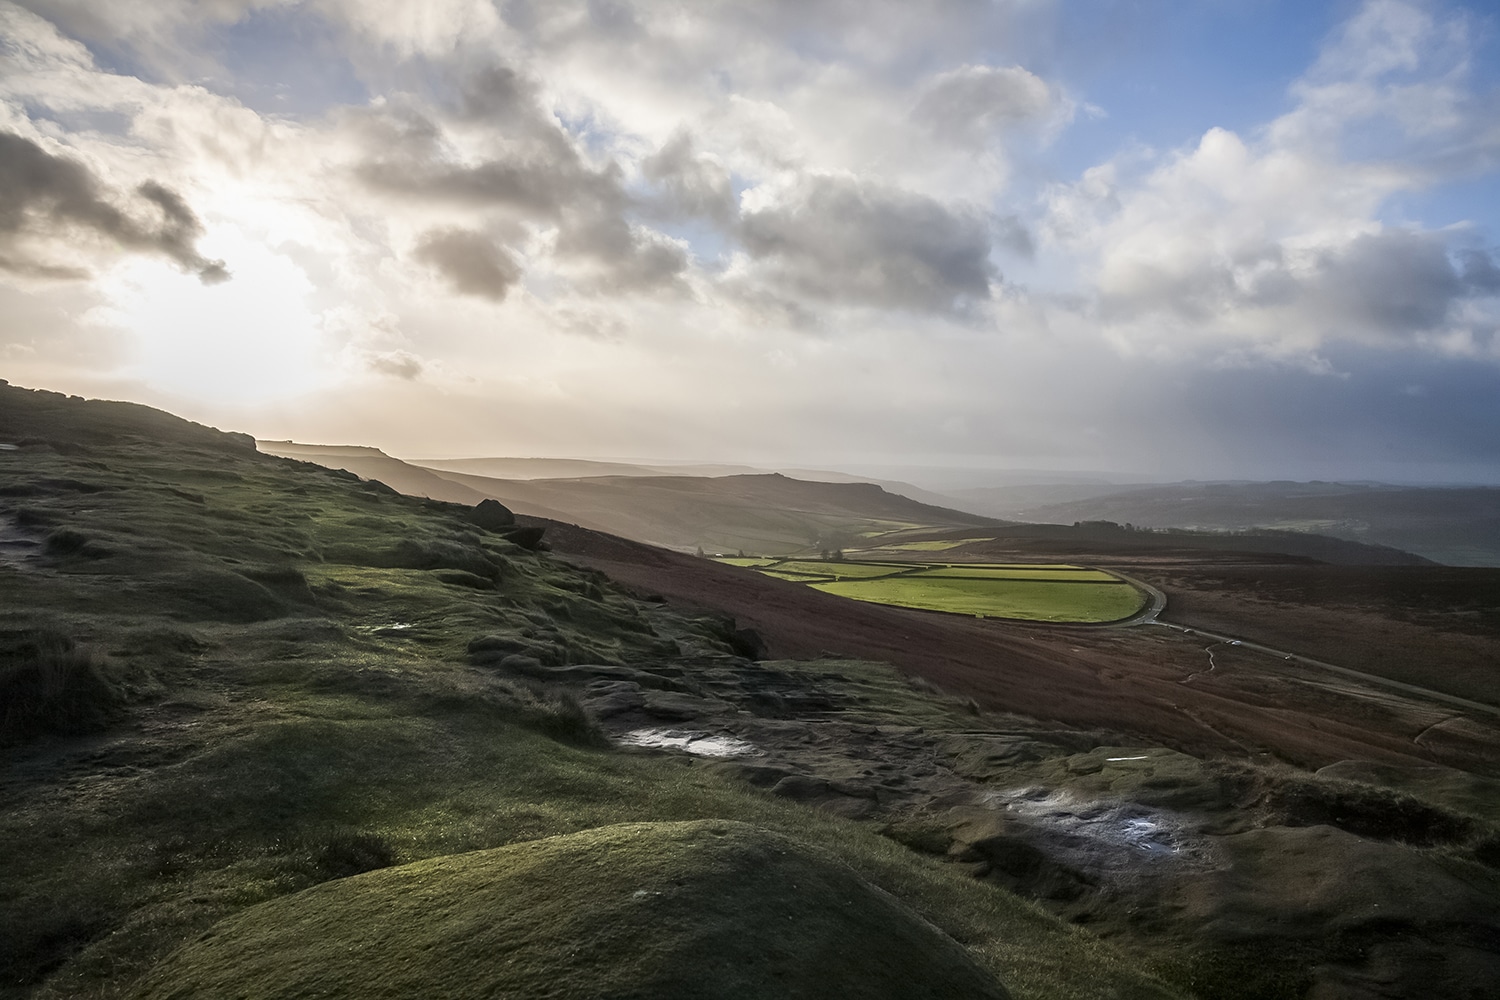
[5, 381, 1500, 1000]
[951, 480, 1500, 568]
[256, 441, 1433, 567]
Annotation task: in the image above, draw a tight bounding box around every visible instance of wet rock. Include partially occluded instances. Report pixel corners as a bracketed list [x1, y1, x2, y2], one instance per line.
[641, 690, 732, 721]
[583, 682, 647, 719]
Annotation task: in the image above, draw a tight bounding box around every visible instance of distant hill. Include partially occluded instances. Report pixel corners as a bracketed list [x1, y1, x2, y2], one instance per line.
[1003, 481, 1500, 566]
[413, 456, 967, 511]
[413, 456, 766, 480]
[426, 469, 1004, 555]
[255, 442, 1002, 555]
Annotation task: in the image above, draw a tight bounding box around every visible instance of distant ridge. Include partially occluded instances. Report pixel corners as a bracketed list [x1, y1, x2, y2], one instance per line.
[257, 441, 1001, 555]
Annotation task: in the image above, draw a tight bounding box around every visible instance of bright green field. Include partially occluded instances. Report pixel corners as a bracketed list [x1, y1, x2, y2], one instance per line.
[810, 576, 1144, 622]
[758, 569, 838, 581]
[771, 560, 914, 579]
[910, 566, 1118, 583]
[720, 558, 1144, 622]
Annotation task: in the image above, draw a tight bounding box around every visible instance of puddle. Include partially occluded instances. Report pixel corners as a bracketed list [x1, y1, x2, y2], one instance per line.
[983, 788, 1209, 871]
[358, 622, 416, 636]
[617, 727, 760, 757]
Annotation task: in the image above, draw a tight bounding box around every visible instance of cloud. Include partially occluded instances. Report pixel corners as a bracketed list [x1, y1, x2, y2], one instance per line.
[352, 74, 688, 295]
[1046, 1, 1500, 363]
[412, 227, 522, 302]
[642, 130, 735, 226]
[365, 348, 424, 379]
[737, 174, 997, 313]
[0, 130, 228, 282]
[912, 64, 1058, 147]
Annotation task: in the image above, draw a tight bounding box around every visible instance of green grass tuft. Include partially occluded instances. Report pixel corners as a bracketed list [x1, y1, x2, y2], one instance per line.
[0, 630, 124, 744]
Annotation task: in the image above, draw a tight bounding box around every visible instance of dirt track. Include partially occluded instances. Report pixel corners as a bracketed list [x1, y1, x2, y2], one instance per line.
[539, 519, 1500, 776]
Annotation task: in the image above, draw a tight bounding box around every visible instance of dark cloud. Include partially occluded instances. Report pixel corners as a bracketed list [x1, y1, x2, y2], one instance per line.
[0, 131, 227, 282]
[1458, 247, 1500, 293]
[993, 213, 1034, 258]
[1309, 230, 1466, 337]
[354, 76, 685, 295]
[738, 175, 996, 312]
[413, 227, 522, 301]
[1100, 229, 1498, 344]
[642, 131, 735, 226]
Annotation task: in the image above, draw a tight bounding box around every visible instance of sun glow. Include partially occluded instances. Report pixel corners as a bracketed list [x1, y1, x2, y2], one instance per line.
[107, 229, 330, 405]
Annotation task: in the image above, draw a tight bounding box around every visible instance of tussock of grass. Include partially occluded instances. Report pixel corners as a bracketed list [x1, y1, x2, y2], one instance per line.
[0, 629, 125, 743]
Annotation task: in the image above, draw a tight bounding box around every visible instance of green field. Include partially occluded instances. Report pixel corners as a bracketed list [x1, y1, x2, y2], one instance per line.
[771, 560, 914, 579]
[910, 566, 1118, 583]
[875, 538, 993, 551]
[811, 576, 1144, 622]
[718, 557, 1144, 623]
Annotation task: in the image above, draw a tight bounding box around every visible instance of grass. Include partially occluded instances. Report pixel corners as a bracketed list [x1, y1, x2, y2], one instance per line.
[910, 565, 1120, 582]
[126, 821, 1012, 1000]
[0, 384, 1177, 1000]
[812, 576, 1145, 622]
[722, 557, 1144, 623]
[769, 560, 915, 579]
[871, 538, 993, 551]
[0, 630, 134, 743]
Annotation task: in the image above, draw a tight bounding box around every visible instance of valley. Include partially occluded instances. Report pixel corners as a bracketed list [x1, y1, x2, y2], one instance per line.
[3, 383, 1499, 1000]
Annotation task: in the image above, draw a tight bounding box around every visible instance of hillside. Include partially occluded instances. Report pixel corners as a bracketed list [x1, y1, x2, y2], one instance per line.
[4, 383, 1171, 1000]
[1000, 481, 1500, 566]
[256, 442, 1003, 555]
[429, 470, 1003, 554]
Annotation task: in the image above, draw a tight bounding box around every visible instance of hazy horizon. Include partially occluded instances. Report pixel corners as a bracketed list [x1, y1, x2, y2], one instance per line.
[3, 1, 1499, 483]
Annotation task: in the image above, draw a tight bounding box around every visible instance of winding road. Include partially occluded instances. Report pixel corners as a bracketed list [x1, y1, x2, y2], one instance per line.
[1098, 568, 1500, 721]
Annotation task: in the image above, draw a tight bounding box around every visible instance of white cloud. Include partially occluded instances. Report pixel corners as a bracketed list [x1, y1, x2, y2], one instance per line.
[1, 0, 1498, 479]
[1044, 0, 1500, 365]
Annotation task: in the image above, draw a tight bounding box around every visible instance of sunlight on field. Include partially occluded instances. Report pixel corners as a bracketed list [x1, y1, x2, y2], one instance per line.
[875, 538, 993, 551]
[911, 566, 1118, 583]
[715, 557, 1145, 622]
[771, 560, 912, 579]
[811, 577, 1144, 622]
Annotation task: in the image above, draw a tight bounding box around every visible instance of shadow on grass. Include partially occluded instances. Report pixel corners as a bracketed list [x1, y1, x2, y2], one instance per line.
[0, 629, 125, 744]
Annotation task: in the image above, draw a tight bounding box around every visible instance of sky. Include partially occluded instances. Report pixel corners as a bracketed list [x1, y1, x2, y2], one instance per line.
[2, 0, 1499, 483]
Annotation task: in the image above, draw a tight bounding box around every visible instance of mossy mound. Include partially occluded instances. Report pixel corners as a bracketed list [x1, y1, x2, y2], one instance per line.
[129, 820, 1009, 1000]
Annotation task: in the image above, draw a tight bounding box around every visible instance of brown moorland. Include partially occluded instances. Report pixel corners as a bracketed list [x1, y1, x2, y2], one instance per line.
[540, 518, 1500, 777]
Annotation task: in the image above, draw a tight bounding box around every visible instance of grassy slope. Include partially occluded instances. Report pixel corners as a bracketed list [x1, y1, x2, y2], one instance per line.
[126, 821, 1011, 1000]
[425, 468, 999, 555]
[0, 385, 1175, 1000]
